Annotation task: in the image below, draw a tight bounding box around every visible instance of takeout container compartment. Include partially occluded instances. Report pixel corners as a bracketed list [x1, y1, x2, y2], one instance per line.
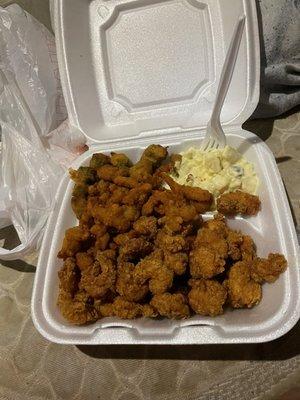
[32, 0, 300, 344]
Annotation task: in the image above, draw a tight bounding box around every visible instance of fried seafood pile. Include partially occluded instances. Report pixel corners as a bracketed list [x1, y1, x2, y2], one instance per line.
[57, 145, 287, 324]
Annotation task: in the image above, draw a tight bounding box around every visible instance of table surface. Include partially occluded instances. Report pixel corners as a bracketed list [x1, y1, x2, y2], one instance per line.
[0, 112, 299, 400]
[0, 1, 300, 399]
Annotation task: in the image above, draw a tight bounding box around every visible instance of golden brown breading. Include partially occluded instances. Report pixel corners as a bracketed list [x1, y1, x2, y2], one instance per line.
[95, 232, 110, 251]
[89, 153, 111, 169]
[226, 230, 244, 260]
[90, 224, 107, 237]
[158, 215, 184, 233]
[158, 215, 201, 237]
[204, 214, 227, 236]
[118, 237, 153, 263]
[141, 190, 172, 216]
[188, 279, 227, 316]
[133, 216, 158, 237]
[69, 167, 96, 186]
[161, 173, 212, 206]
[163, 251, 188, 275]
[226, 229, 256, 262]
[72, 184, 88, 197]
[57, 290, 98, 325]
[113, 176, 139, 188]
[150, 293, 190, 319]
[189, 246, 226, 279]
[58, 226, 90, 259]
[134, 251, 174, 294]
[155, 218, 190, 275]
[57, 257, 98, 325]
[98, 297, 142, 319]
[98, 297, 158, 319]
[89, 181, 129, 205]
[58, 257, 79, 295]
[79, 252, 116, 299]
[240, 235, 256, 261]
[156, 153, 182, 175]
[251, 253, 287, 283]
[189, 223, 228, 279]
[100, 249, 117, 260]
[97, 302, 114, 317]
[141, 304, 158, 318]
[111, 152, 132, 167]
[224, 261, 262, 308]
[159, 175, 212, 216]
[113, 231, 138, 246]
[194, 228, 228, 259]
[112, 298, 140, 318]
[97, 164, 129, 182]
[143, 144, 168, 166]
[116, 262, 148, 302]
[79, 211, 94, 230]
[142, 189, 197, 221]
[217, 191, 261, 216]
[86, 195, 102, 215]
[92, 204, 140, 232]
[71, 193, 87, 219]
[108, 186, 129, 205]
[130, 145, 168, 181]
[88, 180, 109, 196]
[167, 203, 199, 223]
[122, 183, 152, 207]
[76, 252, 94, 272]
[130, 157, 154, 181]
[155, 230, 187, 253]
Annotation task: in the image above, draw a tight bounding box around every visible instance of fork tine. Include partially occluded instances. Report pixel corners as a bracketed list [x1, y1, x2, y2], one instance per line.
[201, 139, 208, 151]
[207, 139, 215, 151]
[203, 139, 212, 151]
[212, 140, 219, 151]
[203, 137, 211, 151]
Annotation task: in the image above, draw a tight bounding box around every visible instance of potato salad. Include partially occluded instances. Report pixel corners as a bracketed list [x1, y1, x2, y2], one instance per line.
[171, 146, 259, 200]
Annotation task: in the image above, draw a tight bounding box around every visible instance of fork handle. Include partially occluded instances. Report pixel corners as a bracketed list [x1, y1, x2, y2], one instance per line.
[210, 15, 246, 124]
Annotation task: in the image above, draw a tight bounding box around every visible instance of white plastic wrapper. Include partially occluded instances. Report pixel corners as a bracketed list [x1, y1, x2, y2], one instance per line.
[0, 5, 86, 260]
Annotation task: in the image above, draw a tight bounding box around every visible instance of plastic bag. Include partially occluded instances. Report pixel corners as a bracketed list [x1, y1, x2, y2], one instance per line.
[0, 5, 86, 260]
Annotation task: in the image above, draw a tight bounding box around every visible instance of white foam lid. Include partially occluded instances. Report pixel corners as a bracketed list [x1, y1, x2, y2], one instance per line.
[55, 0, 260, 144]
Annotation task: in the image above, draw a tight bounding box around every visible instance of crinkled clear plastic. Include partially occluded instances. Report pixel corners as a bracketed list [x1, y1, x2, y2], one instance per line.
[0, 5, 86, 259]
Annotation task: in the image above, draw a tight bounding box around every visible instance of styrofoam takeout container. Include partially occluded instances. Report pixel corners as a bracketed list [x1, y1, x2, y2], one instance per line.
[32, 0, 300, 344]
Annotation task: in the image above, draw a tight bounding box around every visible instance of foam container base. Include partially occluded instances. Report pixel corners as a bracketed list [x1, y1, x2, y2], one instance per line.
[32, 0, 300, 344]
[32, 129, 300, 344]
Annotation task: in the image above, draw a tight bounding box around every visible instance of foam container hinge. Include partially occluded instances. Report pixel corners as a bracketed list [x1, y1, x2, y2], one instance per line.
[31, 0, 300, 344]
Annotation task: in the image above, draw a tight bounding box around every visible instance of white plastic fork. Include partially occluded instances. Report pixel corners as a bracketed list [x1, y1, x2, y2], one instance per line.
[201, 15, 246, 151]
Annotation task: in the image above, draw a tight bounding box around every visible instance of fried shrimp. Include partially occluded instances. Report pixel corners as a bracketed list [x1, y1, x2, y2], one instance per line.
[224, 261, 262, 308]
[217, 191, 261, 216]
[150, 293, 190, 319]
[134, 251, 174, 295]
[79, 252, 116, 299]
[57, 145, 287, 324]
[188, 279, 227, 316]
